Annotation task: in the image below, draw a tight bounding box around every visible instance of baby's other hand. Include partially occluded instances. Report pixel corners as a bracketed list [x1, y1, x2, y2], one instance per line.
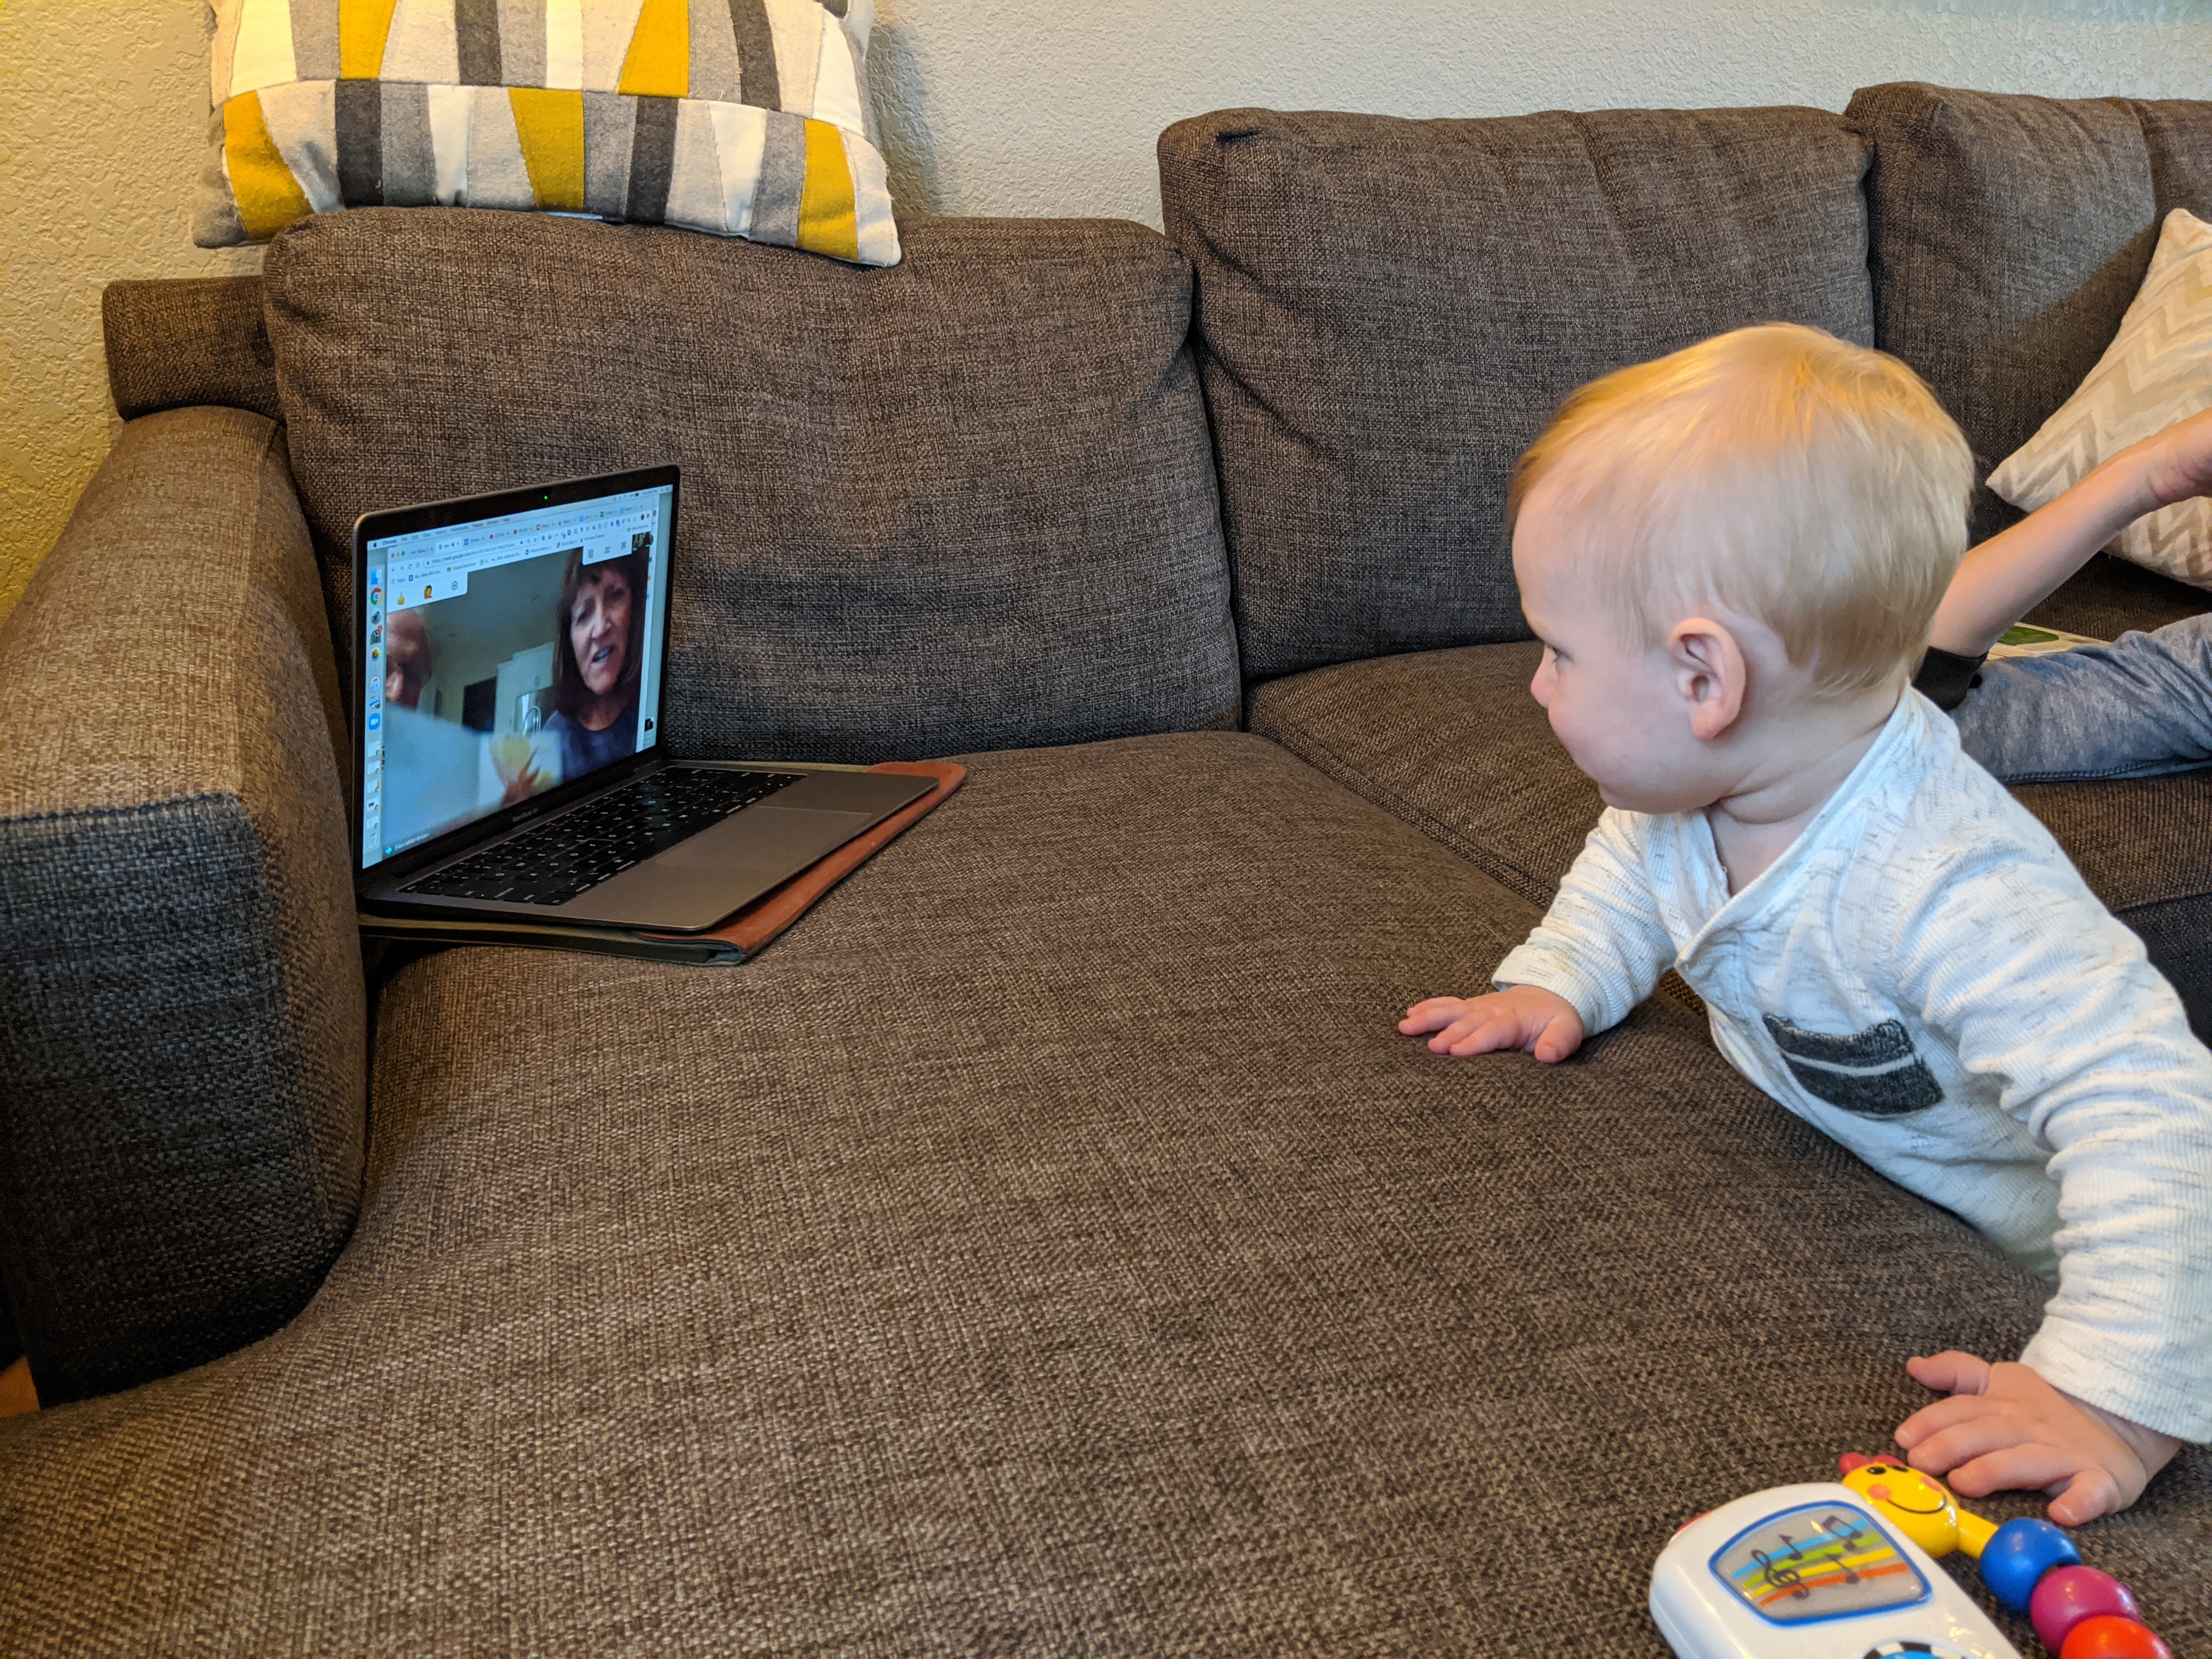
[1398, 985, 1584, 1063]
[1895, 1351, 2181, 1525]
[2126, 405, 2212, 514]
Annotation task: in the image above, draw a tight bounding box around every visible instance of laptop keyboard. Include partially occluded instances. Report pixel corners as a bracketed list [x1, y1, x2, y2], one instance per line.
[403, 767, 803, 907]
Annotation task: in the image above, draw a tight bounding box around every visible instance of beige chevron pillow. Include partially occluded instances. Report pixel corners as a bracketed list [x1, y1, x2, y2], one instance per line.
[1989, 207, 2212, 587]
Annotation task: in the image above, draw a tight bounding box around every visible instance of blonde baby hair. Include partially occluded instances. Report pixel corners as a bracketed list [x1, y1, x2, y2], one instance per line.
[1508, 323, 1974, 698]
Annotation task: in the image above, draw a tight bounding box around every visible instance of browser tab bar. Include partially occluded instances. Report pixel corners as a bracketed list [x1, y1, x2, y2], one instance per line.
[374, 490, 661, 605]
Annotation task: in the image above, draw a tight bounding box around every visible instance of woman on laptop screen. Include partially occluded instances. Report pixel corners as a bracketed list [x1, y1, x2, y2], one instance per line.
[545, 541, 649, 785]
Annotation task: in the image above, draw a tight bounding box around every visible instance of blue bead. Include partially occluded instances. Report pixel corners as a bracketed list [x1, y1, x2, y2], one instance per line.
[1981, 1517, 2080, 1613]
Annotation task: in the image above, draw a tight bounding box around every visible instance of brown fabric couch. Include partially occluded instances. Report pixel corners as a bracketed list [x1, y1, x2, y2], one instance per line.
[1, 83, 2207, 1655]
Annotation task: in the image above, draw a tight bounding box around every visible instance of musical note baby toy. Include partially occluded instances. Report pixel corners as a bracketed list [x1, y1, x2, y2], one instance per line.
[1649, 1455, 2173, 1659]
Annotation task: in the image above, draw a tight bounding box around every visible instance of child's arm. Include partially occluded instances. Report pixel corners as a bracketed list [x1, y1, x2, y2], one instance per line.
[1929, 407, 2212, 657]
[1403, 810, 1675, 1057]
[1891, 853, 2212, 1520]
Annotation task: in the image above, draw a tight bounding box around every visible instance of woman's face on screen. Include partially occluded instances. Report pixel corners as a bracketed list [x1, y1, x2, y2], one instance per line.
[569, 568, 633, 698]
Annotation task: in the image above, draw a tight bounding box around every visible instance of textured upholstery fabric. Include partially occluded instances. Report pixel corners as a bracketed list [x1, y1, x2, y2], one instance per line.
[1249, 640, 1594, 909]
[1158, 105, 1874, 680]
[1847, 84, 2212, 544]
[7, 734, 2200, 1652]
[2027, 552, 2212, 641]
[0, 408, 364, 1404]
[1246, 645, 1711, 1016]
[263, 209, 1240, 760]
[102, 275, 281, 424]
[2133, 97, 2212, 222]
[2012, 772, 2212, 1040]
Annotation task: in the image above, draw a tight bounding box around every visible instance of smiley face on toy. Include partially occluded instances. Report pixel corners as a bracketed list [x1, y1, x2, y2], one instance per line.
[1838, 1453, 1996, 1560]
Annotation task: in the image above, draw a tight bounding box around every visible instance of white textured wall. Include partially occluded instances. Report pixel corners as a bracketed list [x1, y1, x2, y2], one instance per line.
[4, 0, 2210, 623]
[1, 1, 260, 623]
[870, 0, 2212, 223]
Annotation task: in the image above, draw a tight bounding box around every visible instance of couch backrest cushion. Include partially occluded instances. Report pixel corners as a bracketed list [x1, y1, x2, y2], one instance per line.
[261, 209, 1240, 762]
[1158, 106, 1874, 683]
[2136, 98, 2212, 219]
[1848, 84, 2212, 542]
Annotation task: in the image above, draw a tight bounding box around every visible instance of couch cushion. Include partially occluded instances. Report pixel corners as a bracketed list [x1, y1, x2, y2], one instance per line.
[1158, 105, 1874, 681]
[2027, 551, 2212, 642]
[2137, 96, 2212, 215]
[262, 209, 1240, 761]
[1848, 83, 2212, 542]
[8, 732, 2201, 1649]
[0, 408, 363, 1405]
[1244, 644, 1725, 1015]
[1248, 640, 1594, 910]
[2012, 772, 2212, 1041]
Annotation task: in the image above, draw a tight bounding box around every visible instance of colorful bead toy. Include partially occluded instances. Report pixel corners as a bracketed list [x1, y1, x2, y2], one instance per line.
[2060, 1615, 2174, 1659]
[1837, 1455, 2171, 1658]
[1981, 1516, 2083, 1612]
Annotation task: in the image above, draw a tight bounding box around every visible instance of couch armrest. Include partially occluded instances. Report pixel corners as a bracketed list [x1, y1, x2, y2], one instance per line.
[103, 276, 281, 424]
[0, 407, 364, 1404]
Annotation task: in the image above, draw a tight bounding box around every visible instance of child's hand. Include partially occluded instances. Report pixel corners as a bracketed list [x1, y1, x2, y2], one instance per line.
[2125, 405, 2212, 514]
[1894, 1351, 2181, 1525]
[1398, 985, 1584, 1062]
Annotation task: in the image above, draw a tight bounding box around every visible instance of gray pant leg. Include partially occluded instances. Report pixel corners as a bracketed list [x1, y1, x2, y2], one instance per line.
[1954, 612, 2212, 781]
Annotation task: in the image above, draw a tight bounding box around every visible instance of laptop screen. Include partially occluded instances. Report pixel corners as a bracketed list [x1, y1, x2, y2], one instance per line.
[359, 481, 675, 871]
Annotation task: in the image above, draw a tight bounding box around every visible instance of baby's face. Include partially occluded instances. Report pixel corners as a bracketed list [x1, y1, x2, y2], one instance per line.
[1513, 488, 1729, 815]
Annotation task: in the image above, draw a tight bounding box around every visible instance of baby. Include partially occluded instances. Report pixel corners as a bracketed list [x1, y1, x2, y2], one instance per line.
[1403, 324, 2211, 1523]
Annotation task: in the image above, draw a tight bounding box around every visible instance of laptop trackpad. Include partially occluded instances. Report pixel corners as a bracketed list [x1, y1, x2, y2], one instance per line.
[561, 806, 877, 932]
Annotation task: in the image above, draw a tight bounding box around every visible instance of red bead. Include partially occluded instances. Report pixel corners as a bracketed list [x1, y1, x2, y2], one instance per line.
[2060, 1615, 2171, 1659]
[2032, 1567, 2141, 1653]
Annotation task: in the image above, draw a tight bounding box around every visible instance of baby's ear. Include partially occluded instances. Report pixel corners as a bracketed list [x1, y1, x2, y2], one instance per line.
[1667, 617, 1751, 741]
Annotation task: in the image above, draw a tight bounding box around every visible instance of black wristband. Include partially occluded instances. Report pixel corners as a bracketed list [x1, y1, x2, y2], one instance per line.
[1912, 644, 1989, 713]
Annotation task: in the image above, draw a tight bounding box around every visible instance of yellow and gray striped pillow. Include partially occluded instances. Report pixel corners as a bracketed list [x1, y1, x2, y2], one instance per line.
[1989, 208, 2212, 587]
[196, 0, 899, 266]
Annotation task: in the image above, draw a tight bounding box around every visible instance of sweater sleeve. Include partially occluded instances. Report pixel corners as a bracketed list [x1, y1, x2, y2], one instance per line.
[1492, 809, 1677, 1035]
[1893, 850, 2212, 1442]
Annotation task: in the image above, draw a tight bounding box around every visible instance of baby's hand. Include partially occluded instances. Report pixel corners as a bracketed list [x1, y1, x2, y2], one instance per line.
[1895, 1351, 2181, 1525]
[1398, 985, 1584, 1062]
[2124, 405, 2212, 515]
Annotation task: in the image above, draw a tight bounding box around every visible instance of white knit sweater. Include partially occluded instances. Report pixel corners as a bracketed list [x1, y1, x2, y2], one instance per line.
[1494, 691, 2212, 1441]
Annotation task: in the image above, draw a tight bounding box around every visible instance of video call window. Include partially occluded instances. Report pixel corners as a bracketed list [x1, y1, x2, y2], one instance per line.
[360, 487, 672, 870]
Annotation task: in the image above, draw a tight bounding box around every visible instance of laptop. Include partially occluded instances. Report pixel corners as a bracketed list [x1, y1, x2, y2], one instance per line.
[352, 466, 933, 933]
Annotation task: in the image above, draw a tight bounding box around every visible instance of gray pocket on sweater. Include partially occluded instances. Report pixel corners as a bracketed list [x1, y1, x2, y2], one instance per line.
[1763, 1013, 1944, 1117]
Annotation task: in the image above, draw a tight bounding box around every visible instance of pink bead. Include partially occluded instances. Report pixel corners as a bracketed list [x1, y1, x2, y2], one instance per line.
[2060, 1616, 2171, 1659]
[2032, 1567, 2141, 1653]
